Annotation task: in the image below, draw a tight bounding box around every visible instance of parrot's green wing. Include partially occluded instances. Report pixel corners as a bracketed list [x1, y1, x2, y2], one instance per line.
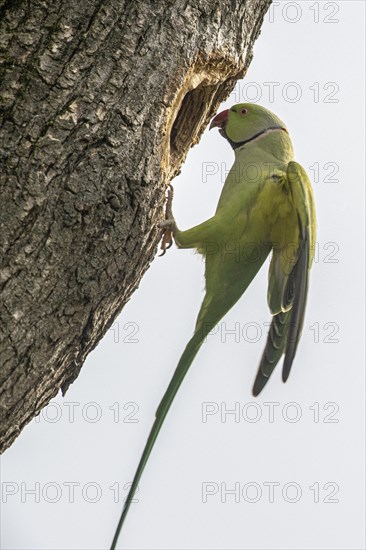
[252, 161, 316, 396]
[252, 311, 291, 396]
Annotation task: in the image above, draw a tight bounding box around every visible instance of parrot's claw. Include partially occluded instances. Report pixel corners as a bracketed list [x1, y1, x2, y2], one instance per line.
[159, 236, 173, 256]
[159, 185, 176, 257]
[159, 220, 175, 256]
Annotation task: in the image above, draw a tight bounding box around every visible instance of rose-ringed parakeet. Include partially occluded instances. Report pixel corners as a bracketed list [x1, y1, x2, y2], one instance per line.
[110, 103, 316, 548]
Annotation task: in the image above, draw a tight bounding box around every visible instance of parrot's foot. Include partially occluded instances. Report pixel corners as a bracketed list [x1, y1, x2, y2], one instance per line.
[159, 222, 174, 256]
[159, 185, 176, 256]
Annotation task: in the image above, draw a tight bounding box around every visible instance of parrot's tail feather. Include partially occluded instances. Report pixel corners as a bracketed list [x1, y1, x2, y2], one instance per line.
[110, 413, 164, 549]
[252, 311, 290, 396]
[110, 309, 219, 550]
[110, 250, 269, 548]
[155, 329, 207, 419]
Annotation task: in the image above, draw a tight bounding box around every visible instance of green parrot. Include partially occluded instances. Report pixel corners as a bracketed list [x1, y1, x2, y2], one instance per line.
[110, 103, 316, 548]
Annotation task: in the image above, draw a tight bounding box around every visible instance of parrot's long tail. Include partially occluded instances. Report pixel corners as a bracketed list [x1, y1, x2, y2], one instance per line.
[110, 308, 218, 549]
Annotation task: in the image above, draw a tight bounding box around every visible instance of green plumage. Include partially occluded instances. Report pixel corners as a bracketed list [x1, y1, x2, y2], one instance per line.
[111, 103, 316, 548]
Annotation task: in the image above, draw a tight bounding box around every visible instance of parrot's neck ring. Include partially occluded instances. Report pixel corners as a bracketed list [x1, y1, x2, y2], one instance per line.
[222, 126, 288, 150]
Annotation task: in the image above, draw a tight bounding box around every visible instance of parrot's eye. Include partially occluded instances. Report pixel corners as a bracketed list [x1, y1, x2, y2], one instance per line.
[241, 108, 249, 115]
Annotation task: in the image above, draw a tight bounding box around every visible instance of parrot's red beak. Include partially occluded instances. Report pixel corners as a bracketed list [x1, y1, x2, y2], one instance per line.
[209, 109, 229, 130]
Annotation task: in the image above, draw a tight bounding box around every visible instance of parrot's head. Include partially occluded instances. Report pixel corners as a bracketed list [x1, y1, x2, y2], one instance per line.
[209, 103, 288, 149]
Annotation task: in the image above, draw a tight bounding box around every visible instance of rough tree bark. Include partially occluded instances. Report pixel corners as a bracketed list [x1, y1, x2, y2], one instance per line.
[0, 0, 271, 452]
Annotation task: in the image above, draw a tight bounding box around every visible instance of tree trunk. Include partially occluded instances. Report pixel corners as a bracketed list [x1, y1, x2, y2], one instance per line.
[0, 0, 271, 453]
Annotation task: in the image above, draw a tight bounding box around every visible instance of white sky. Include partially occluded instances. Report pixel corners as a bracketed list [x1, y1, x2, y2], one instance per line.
[1, 2, 365, 549]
